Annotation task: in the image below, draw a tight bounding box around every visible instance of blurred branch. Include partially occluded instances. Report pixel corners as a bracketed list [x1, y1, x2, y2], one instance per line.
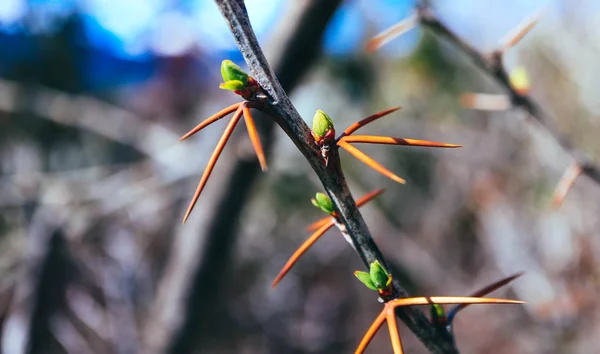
[416, 3, 600, 200]
[214, 0, 458, 353]
[2, 212, 74, 353]
[0, 79, 179, 157]
[50, 314, 94, 354]
[143, 1, 344, 353]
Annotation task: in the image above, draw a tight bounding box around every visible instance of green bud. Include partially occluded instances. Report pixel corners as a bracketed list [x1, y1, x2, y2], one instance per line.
[311, 110, 334, 140]
[369, 260, 391, 290]
[509, 66, 530, 95]
[354, 271, 378, 291]
[430, 303, 446, 322]
[311, 192, 334, 214]
[220, 60, 249, 86]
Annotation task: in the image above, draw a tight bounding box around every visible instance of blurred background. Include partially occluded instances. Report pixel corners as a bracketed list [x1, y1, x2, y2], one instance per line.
[1, 0, 599, 353]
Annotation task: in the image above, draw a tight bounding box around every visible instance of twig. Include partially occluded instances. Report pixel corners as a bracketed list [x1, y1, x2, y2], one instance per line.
[552, 163, 582, 207]
[415, 3, 600, 198]
[146, 1, 346, 353]
[215, 0, 459, 352]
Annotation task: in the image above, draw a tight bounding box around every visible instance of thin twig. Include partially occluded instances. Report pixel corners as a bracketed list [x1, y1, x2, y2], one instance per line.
[150, 1, 346, 353]
[215, 0, 459, 352]
[416, 2, 600, 194]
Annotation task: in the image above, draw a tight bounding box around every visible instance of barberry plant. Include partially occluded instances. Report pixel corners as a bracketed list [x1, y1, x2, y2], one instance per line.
[187, 1, 531, 353]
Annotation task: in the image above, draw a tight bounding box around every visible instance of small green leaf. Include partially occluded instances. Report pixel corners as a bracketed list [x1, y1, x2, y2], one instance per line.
[354, 271, 377, 291]
[311, 110, 334, 139]
[369, 260, 390, 290]
[221, 60, 249, 86]
[311, 192, 334, 214]
[219, 80, 246, 91]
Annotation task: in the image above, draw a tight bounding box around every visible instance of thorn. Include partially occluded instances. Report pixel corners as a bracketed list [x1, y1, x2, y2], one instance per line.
[242, 103, 269, 171]
[448, 272, 524, 322]
[460, 93, 511, 111]
[355, 310, 386, 354]
[340, 135, 461, 148]
[182, 106, 244, 223]
[356, 188, 386, 207]
[271, 220, 335, 288]
[501, 9, 543, 52]
[305, 216, 333, 232]
[342, 106, 402, 137]
[389, 296, 525, 307]
[385, 308, 405, 354]
[552, 163, 582, 208]
[180, 102, 241, 141]
[468, 272, 524, 299]
[366, 14, 418, 53]
[338, 140, 406, 184]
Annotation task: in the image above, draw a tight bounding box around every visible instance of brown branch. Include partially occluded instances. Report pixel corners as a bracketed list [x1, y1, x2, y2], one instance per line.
[416, 2, 600, 194]
[215, 0, 458, 352]
[145, 1, 346, 354]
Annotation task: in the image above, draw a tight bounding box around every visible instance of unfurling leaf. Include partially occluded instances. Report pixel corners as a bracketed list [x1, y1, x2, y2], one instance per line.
[311, 192, 334, 214]
[219, 80, 246, 91]
[220, 59, 249, 85]
[355, 271, 378, 291]
[369, 260, 391, 290]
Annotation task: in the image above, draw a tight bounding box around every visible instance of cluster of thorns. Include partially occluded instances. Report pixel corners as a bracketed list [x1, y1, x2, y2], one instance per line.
[175, 5, 551, 350]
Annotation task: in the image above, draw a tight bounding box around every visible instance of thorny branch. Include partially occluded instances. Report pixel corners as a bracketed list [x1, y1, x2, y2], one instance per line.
[415, 3, 600, 199]
[147, 1, 343, 353]
[215, 0, 459, 352]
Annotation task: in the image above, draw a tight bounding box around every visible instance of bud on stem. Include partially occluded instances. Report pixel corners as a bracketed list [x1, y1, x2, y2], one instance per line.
[354, 260, 393, 296]
[311, 192, 334, 214]
[311, 110, 336, 165]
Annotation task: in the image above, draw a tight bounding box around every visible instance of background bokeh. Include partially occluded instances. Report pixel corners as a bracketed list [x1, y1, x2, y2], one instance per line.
[1, 0, 599, 353]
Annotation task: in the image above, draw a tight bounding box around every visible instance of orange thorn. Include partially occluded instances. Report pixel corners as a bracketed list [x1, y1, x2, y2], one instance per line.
[366, 14, 418, 53]
[356, 188, 386, 207]
[242, 103, 268, 171]
[355, 309, 387, 354]
[305, 188, 385, 232]
[386, 308, 404, 354]
[552, 163, 582, 208]
[180, 102, 241, 142]
[389, 296, 525, 307]
[305, 216, 333, 232]
[340, 135, 461, 148]
[182, 106, 244, 223]
[501, 10, 543, 52]
[271, 219, 335, 288]
[342, 107, 402, 137]
[338, 140, 406, 184]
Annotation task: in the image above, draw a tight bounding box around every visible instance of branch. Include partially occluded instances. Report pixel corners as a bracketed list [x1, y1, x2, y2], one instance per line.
[215, 0, 458, 352]
[416, 3, 600, 196]
[145, 1, 345, 353]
